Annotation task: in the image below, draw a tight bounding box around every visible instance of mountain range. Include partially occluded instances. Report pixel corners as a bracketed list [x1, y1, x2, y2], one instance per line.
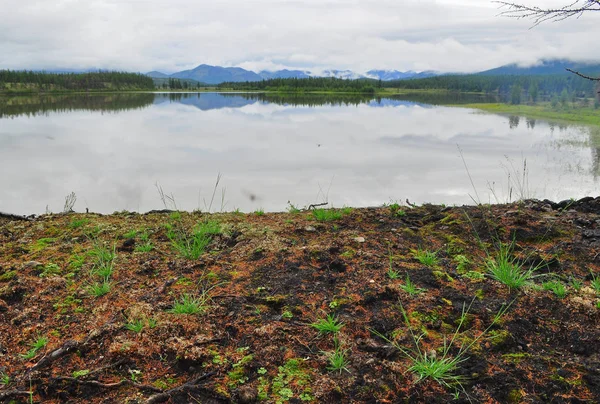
[146, 65, 442, 84]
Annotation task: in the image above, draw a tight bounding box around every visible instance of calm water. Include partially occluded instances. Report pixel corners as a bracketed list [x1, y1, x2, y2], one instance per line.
[0, 92, 598, 214]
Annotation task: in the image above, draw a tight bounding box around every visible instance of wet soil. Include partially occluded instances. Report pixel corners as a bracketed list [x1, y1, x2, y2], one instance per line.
[1, 199, 600, 403]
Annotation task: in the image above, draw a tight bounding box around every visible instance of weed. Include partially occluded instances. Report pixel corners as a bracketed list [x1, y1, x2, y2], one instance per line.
[282, 310, 293, 320]
[591, 273, 600, 294]
[287, 202, 301, 214]
[34, 237, 56, 250]
[135, 242, 153, 253]
[0, 371, 10, 386]
[89, 242, 116, 279]
[543, 281, 567, 298]
[387, 249, 400, 279]
[170, 293, 210, 315]
[271, 359, 313, 403]
[123, 229, 138, 239]
[454, 255, 470, 273]
[69, 254, 86, 270]
[21, 336, 49, 360]
[168, 220, 221, 260]
[126, 319, 145, 333]
[69, 218, 89, 229]
[569, 277, 583, 291]
[485, 241, 537, 291]
[389, 203, 406, 217]
[39, 263, 61, 277]
[400, 274, 425, 297]
[412, 249, 439, 267]
[324, 338, 350, 374]
[311, 314, 344, 335]
[372, 300, 510, 391]
[312, 208, 343, 222]
[88, 281, 111, 297]
[254, 209, 265, 216]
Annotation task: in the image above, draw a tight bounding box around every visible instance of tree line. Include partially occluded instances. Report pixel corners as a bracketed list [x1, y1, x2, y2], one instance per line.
[0, 70, 155, 92]
[217, 77, 379, 93]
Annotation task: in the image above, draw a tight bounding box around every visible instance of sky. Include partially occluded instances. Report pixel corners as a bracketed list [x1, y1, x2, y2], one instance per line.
[1, 0, 599, 74]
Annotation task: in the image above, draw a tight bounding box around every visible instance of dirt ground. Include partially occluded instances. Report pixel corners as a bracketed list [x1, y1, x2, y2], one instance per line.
[1, 199, 599, 403]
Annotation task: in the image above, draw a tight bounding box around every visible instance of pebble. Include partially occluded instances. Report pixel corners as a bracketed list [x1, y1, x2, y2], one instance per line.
[22, 261, 42, 269]
[354, 237, 365, 243]
[304, 226, 316, 232]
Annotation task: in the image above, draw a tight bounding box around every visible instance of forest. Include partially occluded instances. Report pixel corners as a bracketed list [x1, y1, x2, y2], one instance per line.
[217, 76, 379, 93]
[0, 70, 155, 92]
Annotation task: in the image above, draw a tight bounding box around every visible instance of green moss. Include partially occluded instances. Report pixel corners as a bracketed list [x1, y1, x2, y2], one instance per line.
[506, 389, 523, 404]
[502, 352, 530, 364]
[488, 330, 512, 347]
[0, 270, 17, 282]
[34, 237, 57, 251]
[227, 354, 254, 388]
[432, 270, 454, 282]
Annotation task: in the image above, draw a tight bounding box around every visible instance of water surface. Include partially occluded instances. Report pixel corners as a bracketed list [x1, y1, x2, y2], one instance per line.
[0, 92, 598, 214]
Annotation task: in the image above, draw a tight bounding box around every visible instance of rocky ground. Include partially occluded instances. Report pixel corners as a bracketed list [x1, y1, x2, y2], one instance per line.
[0, 199, 599, 403]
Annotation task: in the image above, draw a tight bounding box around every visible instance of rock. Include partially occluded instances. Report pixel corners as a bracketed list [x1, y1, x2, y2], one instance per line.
[304, 226, 316, 232]
[353, 237, 365, 243]
[21, 261, 42, 269]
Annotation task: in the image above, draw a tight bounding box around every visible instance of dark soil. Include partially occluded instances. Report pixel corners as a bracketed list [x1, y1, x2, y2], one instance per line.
[1, 199, 600, 403]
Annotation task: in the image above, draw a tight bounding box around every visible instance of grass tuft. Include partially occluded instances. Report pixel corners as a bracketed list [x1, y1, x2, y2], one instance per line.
[311, 314, 344, 335]
[485, 241, 536, 291]
[412, 249, 439, 267]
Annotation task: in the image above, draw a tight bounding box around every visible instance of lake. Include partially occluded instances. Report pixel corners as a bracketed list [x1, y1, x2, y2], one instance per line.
[0, 92, 598, 215]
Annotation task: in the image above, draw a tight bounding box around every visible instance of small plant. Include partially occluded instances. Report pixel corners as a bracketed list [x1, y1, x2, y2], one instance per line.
[21, 336, 49, 360]
[0, 371, 10, 386]
[312, 208, 343, 222]
[413, 249, 439, 267]
[168, 220, 221, 260]
[287, 202, 301, 214]
[282, 310, 293, 320]
[543, 281, 567, 298]
[454, 255, 470, 273]
[324, 338, 350, 374]
[129, 369, 142, 382]
[135, 242, 153, 253]
[39, 263, 61, 277]
[591, 273, 600, 294]
[126, 319, 146, 333]
[399, 274, 425, 297]
[170, 293, 209, 315]
[387, 249, 400, 279]
[123, 229, 138, 239]
[311, 314, 344, 335]
[254, 208, 265, 216]
[88, 280, 111, 297]
[485, 241, 537, 291]
[372, 300, 510, 391]
[569, 277, 583, 291]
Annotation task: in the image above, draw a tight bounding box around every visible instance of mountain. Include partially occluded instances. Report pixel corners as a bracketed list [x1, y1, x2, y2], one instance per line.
[318, 69, 366, 80]
[170, 64, 262, 84]
[146, 70, 169, 78]
[259, 69, 311, 80]
[477, 59, 600, 76]
[366, 69, 439, 81]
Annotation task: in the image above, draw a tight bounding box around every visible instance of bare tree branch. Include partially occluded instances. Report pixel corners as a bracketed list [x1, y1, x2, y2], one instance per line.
[495, 1, 600, 27]
[566, 68, 600, 81]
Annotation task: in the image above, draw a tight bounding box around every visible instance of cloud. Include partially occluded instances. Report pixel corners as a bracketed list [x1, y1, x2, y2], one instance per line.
[0, 0, 598, 73]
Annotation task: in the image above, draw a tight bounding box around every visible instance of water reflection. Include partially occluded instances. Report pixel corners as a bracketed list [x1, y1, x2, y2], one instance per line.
[0, 92, 597, 214]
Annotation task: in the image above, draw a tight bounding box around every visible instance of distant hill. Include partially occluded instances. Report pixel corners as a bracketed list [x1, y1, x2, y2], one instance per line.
[366, 69, 439, 81]
[171, 64, 262, 85]
[477, 59, 600, 76]
[146, 71, 169, 79]
[259, 69, 310, 80]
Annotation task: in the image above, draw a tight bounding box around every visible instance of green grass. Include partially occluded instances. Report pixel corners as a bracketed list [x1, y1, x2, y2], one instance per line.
[324, 338, 350, 374]
[412, 249, 439, 267]
[254, 209, 265, 216]
[311, 314, 344, 335]
[485, 241, 536, 291]
[126, 319, 145, 333]
[388, 203, 406, 217]
[399, 274, 425, 297]
[168, 220, 221, 259]
[39, 263, 61, 277]
[69, 218, 89, 229]
[88, 281, 111, 297]
[542, 280, 567, 298]
[591, 273, 600, 294]
[170, 293, 209, 315]
[371, 301, 510, 391]
[123, 229, 138, 239]
[0, 371, 9, 386]
[459, 102, 600, 127]
[135, 242, 153, 253]
[21, 336, 49, 360]
[312, 208, 343, 222]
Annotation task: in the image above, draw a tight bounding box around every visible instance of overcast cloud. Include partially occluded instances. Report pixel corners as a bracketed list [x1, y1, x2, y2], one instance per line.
[1, 0, 598, 74]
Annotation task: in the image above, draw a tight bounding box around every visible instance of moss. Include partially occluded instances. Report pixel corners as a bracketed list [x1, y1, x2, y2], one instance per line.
[502, 352, 531, 364]
[227, 354, 254, 388]
[0, 270, 17, 282]
[488, 329, 512, 348]
[432, 270, 454, 282]
[507, 389, 523, 404]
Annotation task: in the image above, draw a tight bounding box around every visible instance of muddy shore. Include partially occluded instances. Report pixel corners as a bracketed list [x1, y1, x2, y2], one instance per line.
[1, 199, 600, 403]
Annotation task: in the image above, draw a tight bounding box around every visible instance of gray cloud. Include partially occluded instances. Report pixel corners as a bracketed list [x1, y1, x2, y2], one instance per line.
[0, 0, 598, 73]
